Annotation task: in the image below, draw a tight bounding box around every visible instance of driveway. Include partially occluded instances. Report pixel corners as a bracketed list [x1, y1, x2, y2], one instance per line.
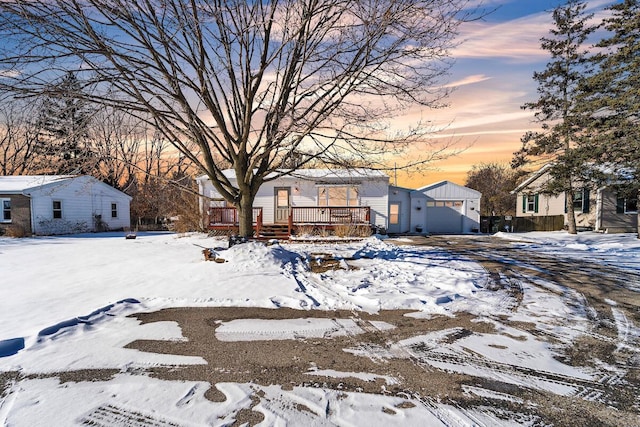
[3, 235, 639, 426]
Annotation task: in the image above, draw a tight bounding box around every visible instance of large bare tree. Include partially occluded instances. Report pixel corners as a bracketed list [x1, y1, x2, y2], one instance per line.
[0, 0, 479, 236]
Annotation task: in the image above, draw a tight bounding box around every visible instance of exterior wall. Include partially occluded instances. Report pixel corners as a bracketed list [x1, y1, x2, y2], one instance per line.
[388, 186, 412, 234]
[359, 179, 389, 228]
[515, 193, 565, 217]
[198, 171, 390, 228]
[599, 189, 638, 233]
[416, 181, 481, 234]
[0, 194, 32, 235]
[28, 177, 131, 235]
[409, 193, 427, 233]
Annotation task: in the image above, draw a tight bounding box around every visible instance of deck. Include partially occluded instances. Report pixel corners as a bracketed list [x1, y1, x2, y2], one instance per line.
[206, 206, 372, 238]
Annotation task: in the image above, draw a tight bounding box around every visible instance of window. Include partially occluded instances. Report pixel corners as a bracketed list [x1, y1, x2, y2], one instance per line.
[1, 198, 11, 222]
[523, 194, 539, 213]
[389, 203, 400, 225]
[52, 200, 62, 219]
[317, 186, 359, 206]
[617, 191, 638, 214]
[111, 203, 118, 218]
[572, 189, 590, 213]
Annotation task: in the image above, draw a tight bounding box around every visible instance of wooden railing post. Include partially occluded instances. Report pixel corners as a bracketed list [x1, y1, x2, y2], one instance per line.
[255, 208, 263, 236]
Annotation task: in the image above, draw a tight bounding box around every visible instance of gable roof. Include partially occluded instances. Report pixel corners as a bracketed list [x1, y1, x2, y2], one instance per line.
[0, 175, 75, 194]
[197, 168, 389, 183]
[415, 180, 481, 198]
[512, 164, 554, 194]
[0, 175, 131, 200]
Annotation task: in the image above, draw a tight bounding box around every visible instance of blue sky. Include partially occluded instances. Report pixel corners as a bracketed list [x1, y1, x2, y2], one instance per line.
[399, 0, 616, 187]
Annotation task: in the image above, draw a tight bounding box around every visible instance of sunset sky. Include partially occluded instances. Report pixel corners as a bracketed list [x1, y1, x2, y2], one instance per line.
[396, 0, 615, 188]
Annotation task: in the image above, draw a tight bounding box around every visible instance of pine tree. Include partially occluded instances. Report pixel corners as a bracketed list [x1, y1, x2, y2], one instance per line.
[579, 0, 640, 237]
[512, 0, 597, 234]
[35, 72, 95, 174]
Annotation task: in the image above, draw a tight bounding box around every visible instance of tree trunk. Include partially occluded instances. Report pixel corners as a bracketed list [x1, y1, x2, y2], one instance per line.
[237, 193, 255, 238]
[637, 212, 639, 239]
[565, 189, 577, 234]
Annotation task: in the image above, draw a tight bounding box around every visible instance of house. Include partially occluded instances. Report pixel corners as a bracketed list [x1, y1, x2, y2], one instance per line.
[197, 169, 482, 236]
[197, 169, 389, 236]
[0, 175, 132, 236]
[388, 181, 481, 234]
[512, 164, 638, 233]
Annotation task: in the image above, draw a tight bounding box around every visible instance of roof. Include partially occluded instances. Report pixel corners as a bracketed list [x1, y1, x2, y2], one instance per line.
[0, 175, 132, 200]
[197, 168, 389, 182]
[511, 164, 554, 194]
[0, 175, 75, 194]
[415, 180, 481, 197]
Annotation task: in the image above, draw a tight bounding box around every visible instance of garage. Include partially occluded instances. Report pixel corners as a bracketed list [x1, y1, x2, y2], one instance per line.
[414, 181, 481, 234]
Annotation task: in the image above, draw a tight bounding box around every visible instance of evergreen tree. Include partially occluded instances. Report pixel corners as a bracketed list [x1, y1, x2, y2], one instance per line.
[512, 0, 597, 234]
[579, 0, 640, 237]
[35, 72, 95, 174]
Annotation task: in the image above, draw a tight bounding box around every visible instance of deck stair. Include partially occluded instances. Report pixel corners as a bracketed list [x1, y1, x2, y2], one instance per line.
[257, 224, 290, 240]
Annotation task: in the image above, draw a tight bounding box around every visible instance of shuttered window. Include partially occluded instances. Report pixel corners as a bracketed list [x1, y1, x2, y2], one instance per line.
[523, 194, 538, 213]
[572, 189, 590, 213]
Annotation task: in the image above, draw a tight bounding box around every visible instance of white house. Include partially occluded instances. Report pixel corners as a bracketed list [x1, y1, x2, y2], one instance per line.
[197, 169, 390, 233]
[198, 170, 481, 236]
[0, 175, 132, 236]
[512, 164, 638, 233]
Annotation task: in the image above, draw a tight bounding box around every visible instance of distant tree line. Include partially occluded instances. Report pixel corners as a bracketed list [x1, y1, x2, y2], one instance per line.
[0, 74, 202, 232]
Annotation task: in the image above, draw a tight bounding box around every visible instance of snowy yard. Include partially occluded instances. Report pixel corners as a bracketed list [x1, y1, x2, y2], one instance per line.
[1, 231, 639, 426]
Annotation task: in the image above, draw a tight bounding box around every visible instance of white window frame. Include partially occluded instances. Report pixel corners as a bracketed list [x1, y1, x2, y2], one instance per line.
[526, 196, 535, 212]
[1, 198, 11, 223]
[317, 185, 359, 207]
[52, 200, 63, 219]
[389, 202, 400, 225]
[573, 190, 585, 212]
[111, 202, 118, 218]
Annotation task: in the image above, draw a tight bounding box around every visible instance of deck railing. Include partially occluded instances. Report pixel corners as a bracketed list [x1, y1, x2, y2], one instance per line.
[207, 207, 263, 233]
[207, 206, 371, 236]
[289, 206, 370, 226]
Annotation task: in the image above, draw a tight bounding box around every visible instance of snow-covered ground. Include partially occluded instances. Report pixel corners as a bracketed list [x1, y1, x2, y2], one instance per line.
[1, 231, 639, 426]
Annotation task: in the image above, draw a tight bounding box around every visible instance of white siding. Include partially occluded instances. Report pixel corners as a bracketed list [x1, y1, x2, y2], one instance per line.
[27, 176, 130, 235]
[414, 181, 481, 234]
[388, 186, 411, 233]
[197, 170, 390, 228]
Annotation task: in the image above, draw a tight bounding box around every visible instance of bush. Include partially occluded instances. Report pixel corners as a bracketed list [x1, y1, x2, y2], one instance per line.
[333, 224, 372, 238]
[5, 225, 26, 238]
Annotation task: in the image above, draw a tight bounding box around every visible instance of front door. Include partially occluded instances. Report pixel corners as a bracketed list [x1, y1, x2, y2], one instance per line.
[274, 187, 291, 223]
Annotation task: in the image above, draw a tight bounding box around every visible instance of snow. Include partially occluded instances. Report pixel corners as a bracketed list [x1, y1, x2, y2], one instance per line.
[1, 230, 639, 425]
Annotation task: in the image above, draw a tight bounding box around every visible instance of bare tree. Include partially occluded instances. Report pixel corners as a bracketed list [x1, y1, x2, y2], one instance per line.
[0, 0, 480, 236]
[0, 101, 40, 175]
[465, 163, 525, 217]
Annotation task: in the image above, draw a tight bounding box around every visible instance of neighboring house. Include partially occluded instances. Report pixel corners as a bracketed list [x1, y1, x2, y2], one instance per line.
[0, 175, 132, 236]
[512, 164, 638, 233]
[389, 181, 481, 234]
[197, 169, 482, 236]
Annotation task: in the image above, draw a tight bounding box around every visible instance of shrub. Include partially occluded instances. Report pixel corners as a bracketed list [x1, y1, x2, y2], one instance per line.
[5, 225, 26, 238]
[334, 224, 371, 238]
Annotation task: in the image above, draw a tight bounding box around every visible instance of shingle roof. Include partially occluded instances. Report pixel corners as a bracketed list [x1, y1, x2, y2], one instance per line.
[0, 175, 75, 194]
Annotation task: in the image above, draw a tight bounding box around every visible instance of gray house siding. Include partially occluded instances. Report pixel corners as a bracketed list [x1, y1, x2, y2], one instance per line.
[599, 189, 638, 233]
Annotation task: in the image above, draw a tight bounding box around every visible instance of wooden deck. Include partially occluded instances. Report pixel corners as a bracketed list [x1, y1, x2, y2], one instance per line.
[206, 206, 371, 238]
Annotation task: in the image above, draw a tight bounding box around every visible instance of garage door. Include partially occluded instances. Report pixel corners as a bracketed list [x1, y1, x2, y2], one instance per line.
[426, 201, 463, 234]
